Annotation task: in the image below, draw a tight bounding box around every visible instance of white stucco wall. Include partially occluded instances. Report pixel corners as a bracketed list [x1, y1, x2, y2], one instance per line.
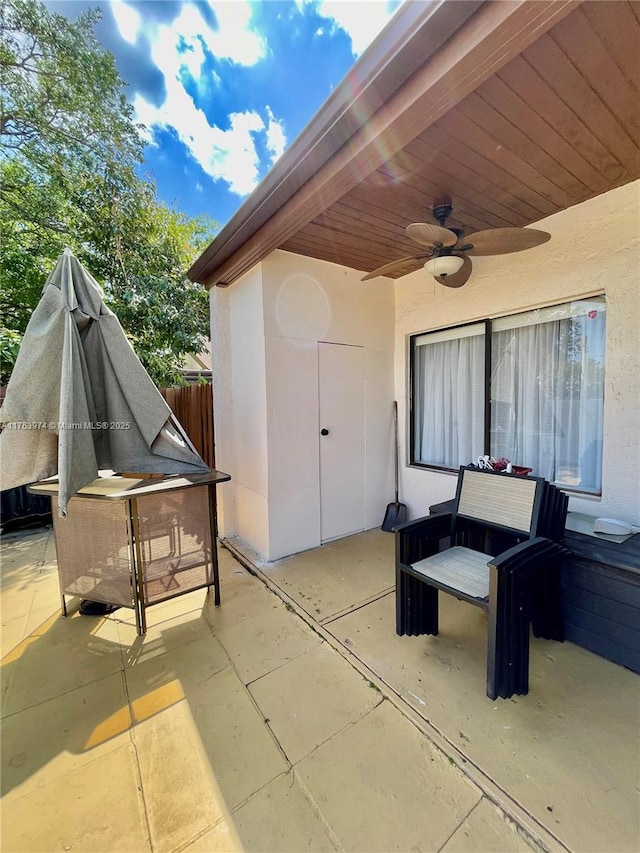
[395, 181, 640, 525]
[210, 266, 270, 556]
[211, 250, 395, 560]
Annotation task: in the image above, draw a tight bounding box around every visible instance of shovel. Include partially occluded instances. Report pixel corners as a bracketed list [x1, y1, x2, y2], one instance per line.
[382, 401, 408, 531]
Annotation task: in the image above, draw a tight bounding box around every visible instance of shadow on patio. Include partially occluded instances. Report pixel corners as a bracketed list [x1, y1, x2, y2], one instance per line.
[1, 525, 638, 852]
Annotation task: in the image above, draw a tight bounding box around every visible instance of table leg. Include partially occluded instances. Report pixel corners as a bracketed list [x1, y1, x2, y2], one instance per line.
[207, 483, 221, 606]
[128, 498, 147, 635]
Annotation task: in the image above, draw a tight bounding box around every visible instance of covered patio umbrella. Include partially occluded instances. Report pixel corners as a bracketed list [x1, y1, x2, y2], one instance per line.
[0, 248, 209, 515]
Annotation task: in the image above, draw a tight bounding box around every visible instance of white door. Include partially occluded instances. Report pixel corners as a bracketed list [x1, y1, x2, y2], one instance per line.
[318, 342, 365, 542]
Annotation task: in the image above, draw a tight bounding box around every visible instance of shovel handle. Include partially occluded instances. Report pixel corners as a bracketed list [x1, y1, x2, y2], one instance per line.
[393, 401, 399, 503]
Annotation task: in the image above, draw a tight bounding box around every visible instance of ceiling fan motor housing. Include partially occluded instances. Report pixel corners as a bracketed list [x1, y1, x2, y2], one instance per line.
[432, 202, 453, 226]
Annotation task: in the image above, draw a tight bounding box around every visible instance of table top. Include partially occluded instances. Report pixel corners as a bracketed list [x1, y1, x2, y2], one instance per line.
[27, 469, 231, 500]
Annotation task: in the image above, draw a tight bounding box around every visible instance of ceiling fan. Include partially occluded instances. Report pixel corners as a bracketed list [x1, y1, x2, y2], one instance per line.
[361, 202, 551, 288]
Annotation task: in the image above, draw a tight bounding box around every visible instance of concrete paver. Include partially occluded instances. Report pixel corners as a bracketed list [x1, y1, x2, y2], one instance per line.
[182, 772, 337, 852]
[1, 671, 129, 798]
[297, 701, 482, 852]
[2, 743, 150, 853]
[132, 665, 290, 851]
[249, 642, 383, 763]
[124, 630, 230, 696]
[326, 590, 640, 853]
[1, 610, 124, 717]
[203, 572, 281, 630]
[215, 601, 322, 685]
[260, 527, 393, 622]
[3, 525, 638, 852]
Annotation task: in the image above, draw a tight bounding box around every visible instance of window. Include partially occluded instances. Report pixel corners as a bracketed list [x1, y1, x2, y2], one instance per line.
[410, 298, 606, 494]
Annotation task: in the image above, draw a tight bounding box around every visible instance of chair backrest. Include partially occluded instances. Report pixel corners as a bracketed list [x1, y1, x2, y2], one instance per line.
[453, 467, 547, 539]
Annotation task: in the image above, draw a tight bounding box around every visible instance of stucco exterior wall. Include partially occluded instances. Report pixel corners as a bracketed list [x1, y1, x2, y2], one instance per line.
[212, 250, 395, 561]
[210, 266, 270, 555]
[395, 181, 640, 524]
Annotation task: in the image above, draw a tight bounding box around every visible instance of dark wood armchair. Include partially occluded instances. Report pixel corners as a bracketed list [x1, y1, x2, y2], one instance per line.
[395, 467, 569, 699]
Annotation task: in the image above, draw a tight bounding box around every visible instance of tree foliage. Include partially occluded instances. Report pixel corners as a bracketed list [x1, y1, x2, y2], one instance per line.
[1, 0, 141, 170]
[1, 0, 217, 387]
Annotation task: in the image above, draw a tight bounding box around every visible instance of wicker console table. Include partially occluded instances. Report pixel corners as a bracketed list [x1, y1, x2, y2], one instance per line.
[29, 470, 230, 634]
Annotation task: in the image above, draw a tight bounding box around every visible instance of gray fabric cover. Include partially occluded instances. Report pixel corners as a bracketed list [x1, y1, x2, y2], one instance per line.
[0, 249, 209, 514]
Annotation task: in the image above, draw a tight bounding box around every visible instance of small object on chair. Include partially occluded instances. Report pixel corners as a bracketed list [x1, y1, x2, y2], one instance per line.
[79, 600, 120, 616]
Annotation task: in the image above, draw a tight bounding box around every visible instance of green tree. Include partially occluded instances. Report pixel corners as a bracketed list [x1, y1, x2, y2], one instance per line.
[74, 164, 215, 387]
[1, 0, 218, 387]
[1, 0, 141, 170]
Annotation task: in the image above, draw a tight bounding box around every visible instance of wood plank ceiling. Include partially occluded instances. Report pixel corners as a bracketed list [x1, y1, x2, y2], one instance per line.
[279, 1, 640, 279]
[189, 1, 640, 288]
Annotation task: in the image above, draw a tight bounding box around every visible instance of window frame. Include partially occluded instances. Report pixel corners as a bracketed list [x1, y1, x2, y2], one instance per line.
[409, 319, 490, 472]
[408, 297, 606, 496]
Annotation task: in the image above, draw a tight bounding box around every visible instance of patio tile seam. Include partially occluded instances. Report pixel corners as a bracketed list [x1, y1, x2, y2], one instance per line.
[1, 736, 139, 803]
[290, 766, 347, 852]
[249, 676, 386, 768]
[435, 794, 486, 853]
[124, 718, 154, 853]
[220, 538, 570, 853]
[435, 796, 543, 853]
[213, 617, 322, 689]
[0, 666, 127, 721]
[200, 639, 297, 776]
[167, 767, 342, 853]
[319, 586, 395, 626]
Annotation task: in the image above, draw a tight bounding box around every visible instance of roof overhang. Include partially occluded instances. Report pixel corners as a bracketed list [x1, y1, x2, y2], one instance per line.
[189, 0, 640, 289]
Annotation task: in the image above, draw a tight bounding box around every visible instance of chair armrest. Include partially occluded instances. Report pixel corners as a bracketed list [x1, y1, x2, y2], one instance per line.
[490, 536, 568, 571]
[393, 513, 451, 535]
[395, 512, 452, 566]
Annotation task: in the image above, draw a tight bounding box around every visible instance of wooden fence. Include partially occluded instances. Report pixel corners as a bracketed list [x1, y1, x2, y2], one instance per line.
[160, 382, 215, 469]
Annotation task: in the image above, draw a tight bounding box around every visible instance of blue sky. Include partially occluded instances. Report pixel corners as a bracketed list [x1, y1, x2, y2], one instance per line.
[50, 0, 401, 229]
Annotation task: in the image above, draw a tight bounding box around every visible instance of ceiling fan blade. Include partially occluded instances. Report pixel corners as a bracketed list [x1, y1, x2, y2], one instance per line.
[462, 227, 551, 256]
[435, 255, 472, 288]
[406, 222, 458, 249]
[361, 253, 431, 281]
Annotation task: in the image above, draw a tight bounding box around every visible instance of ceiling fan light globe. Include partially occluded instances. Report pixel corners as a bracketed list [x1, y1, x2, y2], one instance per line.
[424, 255, 465, 278]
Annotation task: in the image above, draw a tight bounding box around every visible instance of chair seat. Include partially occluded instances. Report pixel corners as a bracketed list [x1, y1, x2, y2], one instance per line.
[410, 546, 492, 600]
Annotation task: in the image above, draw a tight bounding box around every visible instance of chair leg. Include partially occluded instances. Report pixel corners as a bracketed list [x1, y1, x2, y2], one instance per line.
[487, 566, 530, 699]
[396, 563, 405, 635]
[396, 569, 438, 636]
[531, 558, 565, 642]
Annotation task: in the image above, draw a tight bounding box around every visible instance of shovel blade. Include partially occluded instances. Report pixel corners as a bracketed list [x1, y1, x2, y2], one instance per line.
[381, 501, 408, 532]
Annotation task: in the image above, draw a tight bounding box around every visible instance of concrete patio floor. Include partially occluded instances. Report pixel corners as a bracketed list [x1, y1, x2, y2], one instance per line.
[1, 526, 638, 853]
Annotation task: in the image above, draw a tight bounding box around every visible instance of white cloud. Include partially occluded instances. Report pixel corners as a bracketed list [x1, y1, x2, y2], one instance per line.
[116, 0, 395, 198]
[112, 0, 142, 45]
[202, 1, 265, 65]
[122, 0, 286, 196]
[306, 0, 398, 56]
[265, 107, 287, 162]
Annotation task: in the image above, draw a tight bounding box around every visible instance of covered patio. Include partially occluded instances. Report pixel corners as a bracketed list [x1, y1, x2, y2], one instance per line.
[2, 523, 638, 852]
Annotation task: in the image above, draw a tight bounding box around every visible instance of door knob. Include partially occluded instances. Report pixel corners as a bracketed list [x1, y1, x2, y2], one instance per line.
[320, 428, 329, 436]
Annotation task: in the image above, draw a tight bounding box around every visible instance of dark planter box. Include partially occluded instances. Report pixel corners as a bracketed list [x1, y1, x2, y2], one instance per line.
[562, 529, 640, 673]
[1, 485, 52, 531]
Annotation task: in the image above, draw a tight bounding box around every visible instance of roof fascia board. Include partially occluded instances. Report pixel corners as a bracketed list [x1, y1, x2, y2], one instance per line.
[188, 0, 481, 284]
[197, 0, 582, 288]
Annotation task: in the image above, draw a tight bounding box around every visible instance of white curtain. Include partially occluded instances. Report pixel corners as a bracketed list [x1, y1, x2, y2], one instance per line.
[414, 334, 485, 468]
[491, 308, 605, 492]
